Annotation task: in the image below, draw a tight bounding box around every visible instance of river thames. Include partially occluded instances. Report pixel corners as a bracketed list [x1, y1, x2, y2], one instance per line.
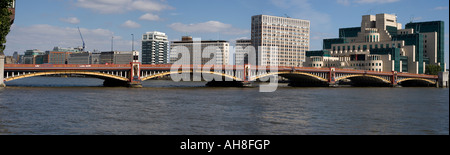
[0, 77, 448, 135]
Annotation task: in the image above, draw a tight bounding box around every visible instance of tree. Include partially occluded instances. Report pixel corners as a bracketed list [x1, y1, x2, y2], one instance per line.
[0, 0, 14, 55]
[425, 64, 442, 75]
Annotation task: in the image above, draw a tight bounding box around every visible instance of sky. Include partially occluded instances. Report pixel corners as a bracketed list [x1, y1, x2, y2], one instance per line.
[4, 0, 449, 68]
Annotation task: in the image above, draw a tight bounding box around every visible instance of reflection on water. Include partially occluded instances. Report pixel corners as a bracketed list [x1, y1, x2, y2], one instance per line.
[0, 77, 448, 135]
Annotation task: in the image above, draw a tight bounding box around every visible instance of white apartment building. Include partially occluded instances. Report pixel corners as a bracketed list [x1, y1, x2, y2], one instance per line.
[234, 39, 252, 65]
[251, 15, 310, 67]
[170, 36, 230, 65]
[142, 31, 169, 64]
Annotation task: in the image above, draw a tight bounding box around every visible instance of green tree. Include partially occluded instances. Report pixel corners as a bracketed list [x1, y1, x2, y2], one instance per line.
[0, 0, 14, 55]
[425, 64, 442, 75]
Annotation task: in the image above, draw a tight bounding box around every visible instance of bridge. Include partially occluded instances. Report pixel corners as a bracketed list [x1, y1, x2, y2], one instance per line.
[1, 63, 439, 87]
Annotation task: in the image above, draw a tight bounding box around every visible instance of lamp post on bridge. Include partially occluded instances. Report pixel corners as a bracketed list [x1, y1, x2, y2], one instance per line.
[0, 55, 4, 87]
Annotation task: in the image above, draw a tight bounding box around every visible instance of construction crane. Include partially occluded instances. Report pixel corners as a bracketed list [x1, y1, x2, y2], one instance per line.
[77, 27, 85, 52]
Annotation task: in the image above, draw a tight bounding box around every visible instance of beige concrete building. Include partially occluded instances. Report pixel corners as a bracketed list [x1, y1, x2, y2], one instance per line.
[305, 13, 446, 74]
[251, 15, 310, 67]
[170, 36, 230, 65]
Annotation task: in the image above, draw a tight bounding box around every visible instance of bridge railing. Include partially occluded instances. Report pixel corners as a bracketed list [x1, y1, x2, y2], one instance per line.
[5, 64, 132, 68]
[4, 64, 439, 79]
[397, 72, 438, 79]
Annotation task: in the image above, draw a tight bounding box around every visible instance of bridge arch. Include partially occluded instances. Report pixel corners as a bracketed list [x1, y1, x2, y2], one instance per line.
[140, 70, 242, 81]
[4, 71, 129, 82]
[335, 74, 391, 86]
[335, 74, 391, 84]
[250, 71, 328, 82]
[397, 78, 436, 87]
[251, 71, 330, 86]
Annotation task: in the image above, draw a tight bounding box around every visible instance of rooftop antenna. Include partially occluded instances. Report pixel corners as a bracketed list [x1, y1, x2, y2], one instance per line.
[131, 34, 134, 51]
[111, 36, 114, 52]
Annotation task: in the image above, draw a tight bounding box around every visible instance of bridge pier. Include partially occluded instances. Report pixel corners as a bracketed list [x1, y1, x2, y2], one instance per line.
[205, 80, 245, 87]
[438, 72, 449, 88]
[0, 55, 5, 87]
[128, 81, 143, 88]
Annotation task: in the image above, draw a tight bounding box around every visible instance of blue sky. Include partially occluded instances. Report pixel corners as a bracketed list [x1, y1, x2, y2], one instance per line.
[4, 0, 449, 67]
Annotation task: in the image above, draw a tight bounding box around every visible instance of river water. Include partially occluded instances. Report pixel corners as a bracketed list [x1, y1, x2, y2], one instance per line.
[0, 77, 448, 135]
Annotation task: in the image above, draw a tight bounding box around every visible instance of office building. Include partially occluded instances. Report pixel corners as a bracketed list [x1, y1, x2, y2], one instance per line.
[405, 21, 446, 72]
[251, 15, 310, 67]
[48, 47, 81, 64]
[305, 13, 445, 74]
[23, 49, 44, 64]
[170, 36, 230, 65]
[99, 51, 134, 64]
[142, 31, 169, 64]
[68, 52, 92, 64]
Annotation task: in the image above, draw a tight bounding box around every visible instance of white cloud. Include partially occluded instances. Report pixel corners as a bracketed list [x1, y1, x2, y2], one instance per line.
[336, 0, 351, 6]
[75, 0, 173, 14]
[139, 13, 160, 21]
[434, 6, 449, 10]
[354, 0, 400, 4]
[271, 0, 330, 28]
[130, 0, 174, 12]
[60, 17, 81, 24]
[4, 24, 134, 54]
[121, 20, 141, 28]
[168, 21, 249, 35]
[270, 0, 331, 50]
[337, 0, 400, 5]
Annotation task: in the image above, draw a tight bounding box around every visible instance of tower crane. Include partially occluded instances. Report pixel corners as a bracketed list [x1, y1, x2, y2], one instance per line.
[77, 27, 85, 52]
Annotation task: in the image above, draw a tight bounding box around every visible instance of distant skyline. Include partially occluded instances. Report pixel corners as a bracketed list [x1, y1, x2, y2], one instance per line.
[4, 0, 449, 68]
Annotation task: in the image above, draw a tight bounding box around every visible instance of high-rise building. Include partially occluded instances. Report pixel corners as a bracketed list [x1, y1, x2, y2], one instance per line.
[251, 15, 310, 67]
[170, 36, 230, 65]
[304, 13, 446, 74]
[234, 39, 252, 65]
[142, 31, 169, 64]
